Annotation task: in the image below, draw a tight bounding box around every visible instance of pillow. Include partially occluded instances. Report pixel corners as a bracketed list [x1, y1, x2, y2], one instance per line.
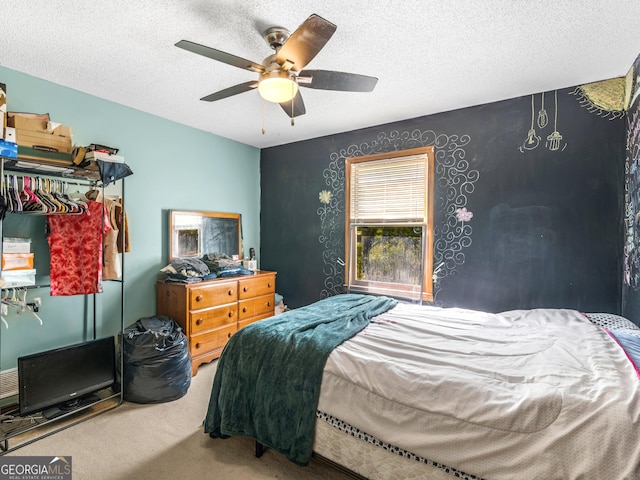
[585, 313, 640, 337]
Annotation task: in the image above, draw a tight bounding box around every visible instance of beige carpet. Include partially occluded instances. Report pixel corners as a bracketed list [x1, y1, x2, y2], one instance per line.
[6, 361, 354, 480]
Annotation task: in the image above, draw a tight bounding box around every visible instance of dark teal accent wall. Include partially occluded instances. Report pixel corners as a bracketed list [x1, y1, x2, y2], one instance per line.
[623, 55, 640, 324]
[261, 86, 626, 314]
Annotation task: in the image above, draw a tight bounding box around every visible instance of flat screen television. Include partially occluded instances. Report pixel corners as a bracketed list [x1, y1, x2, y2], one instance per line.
[18, 336, 116, 417]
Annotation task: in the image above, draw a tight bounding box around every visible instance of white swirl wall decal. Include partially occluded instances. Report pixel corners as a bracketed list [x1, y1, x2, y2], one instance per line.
[317, 129, 478, 302]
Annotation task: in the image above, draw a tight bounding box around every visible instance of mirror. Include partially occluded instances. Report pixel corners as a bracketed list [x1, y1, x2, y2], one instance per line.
[169, 210, 242, 261]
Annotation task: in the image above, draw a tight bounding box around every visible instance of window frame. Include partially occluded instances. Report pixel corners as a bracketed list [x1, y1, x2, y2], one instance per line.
[345, 146, 435, 302]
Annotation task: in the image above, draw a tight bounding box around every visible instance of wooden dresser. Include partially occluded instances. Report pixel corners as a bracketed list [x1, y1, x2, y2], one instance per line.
[156, 270, 276, 375]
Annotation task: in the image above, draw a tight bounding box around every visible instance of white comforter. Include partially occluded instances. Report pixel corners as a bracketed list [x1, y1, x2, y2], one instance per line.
[318, 304, 640, 480]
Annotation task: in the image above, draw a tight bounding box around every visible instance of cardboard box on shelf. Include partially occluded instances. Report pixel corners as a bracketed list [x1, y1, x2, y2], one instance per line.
[7, 113, 72, 153]
[15, 129, 72, 153]
[7, 112, 49, 131]
[16, 146, 73, 166]
[2, 253, 34, 270]
[8, 115, 71, 152]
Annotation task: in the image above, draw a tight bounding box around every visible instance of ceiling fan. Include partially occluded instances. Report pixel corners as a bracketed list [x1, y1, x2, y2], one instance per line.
[175, 14, 378, 120]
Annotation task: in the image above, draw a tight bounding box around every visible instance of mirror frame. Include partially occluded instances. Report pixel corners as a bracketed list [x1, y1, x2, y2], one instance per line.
[169, 210, 242, 261]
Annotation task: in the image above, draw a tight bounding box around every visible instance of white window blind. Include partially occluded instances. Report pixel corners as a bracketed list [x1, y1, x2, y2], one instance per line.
[350, 154, 427, 223]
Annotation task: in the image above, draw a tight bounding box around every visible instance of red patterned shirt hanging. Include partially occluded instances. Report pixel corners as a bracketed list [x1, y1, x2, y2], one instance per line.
[48, 200, 111, 296]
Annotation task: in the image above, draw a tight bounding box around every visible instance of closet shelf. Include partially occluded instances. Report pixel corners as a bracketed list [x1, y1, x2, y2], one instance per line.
[1, 157, 100, 181]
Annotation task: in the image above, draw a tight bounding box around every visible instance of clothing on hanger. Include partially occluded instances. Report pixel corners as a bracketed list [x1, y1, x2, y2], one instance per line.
[83, 188, 129, 280]
[48, 200, 110, 295]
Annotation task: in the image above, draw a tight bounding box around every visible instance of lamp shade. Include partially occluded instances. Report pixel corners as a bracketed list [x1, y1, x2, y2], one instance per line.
[258, 72, 298, 103]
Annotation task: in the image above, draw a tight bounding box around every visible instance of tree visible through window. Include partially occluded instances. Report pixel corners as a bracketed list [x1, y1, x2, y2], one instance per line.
[345, 147, 434, 302]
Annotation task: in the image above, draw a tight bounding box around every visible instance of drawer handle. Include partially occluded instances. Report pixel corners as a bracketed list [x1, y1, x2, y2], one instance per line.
[268, 283, 272, 288]
[228, 311, 233, 318]
[267, 301, 271, 307]
[195, 342, 201, 350]
[243, 286, 248, 292]
[165, 291, 171, 297]
[242, 307, 247, 313]
[228, 289, 233, 296]
[227, 332, 232, 338]
[196, 295, 203, 302]
[195, 318, 203, 326]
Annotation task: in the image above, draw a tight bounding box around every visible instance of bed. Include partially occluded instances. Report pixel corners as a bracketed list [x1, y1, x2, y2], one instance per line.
[203, 294, 640, 480]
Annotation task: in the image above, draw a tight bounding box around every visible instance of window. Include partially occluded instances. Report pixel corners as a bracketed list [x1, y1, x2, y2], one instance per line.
[345, 146, 435, 302]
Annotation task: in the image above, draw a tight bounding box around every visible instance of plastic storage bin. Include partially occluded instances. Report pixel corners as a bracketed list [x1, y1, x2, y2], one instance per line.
[2, 253, 34, 270]
[1, 268, 36, 287]
[2, 237, 31, 253]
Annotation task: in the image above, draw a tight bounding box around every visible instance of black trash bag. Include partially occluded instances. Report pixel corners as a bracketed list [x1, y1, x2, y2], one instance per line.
[121, 315, 192, 403]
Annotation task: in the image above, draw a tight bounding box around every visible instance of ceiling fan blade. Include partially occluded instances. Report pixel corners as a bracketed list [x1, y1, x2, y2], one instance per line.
[176, 40, 265, 73]
[276, 14, 336, 72]
[200, 81, 259, 102]
[279, 90, 306, 118]
[297, 70, 378, 92]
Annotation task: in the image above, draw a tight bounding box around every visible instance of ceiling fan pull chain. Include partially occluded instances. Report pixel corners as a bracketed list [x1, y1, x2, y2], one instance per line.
[262, 99, 266, 135]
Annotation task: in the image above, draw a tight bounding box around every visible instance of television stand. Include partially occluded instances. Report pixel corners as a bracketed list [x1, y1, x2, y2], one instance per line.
[42, 393, 102, 420]
[0, 387, 120, 453]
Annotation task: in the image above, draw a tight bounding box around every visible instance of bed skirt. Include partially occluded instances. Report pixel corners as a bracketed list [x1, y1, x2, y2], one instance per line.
[313, 412, 480, 480]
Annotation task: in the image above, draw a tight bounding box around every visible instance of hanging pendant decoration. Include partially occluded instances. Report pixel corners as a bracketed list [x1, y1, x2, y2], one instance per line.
[519, 90, 567, 153]
[546, 90, 567, 152]
[537, 92, 549, 128]
[519, 95, 541, 152]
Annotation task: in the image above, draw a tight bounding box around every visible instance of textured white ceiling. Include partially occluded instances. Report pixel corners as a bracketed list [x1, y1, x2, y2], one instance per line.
[0, 1, 639, 149]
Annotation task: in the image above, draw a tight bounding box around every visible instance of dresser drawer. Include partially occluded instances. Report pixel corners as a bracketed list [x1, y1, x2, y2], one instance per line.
[190, 325, 236, 357]
[190, 304, 237, 334]
[238, 312, 274, 330]
[189, 282, 237, 309]
[239, 293, 275, 320]
[238, 274, 275, 300]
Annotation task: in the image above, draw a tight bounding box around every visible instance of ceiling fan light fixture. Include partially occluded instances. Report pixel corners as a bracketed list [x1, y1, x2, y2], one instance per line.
[258, 71, 298, 103]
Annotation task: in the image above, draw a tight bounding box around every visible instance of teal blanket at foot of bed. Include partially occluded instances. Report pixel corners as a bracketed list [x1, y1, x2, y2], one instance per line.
[203, 293, 398, 465]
